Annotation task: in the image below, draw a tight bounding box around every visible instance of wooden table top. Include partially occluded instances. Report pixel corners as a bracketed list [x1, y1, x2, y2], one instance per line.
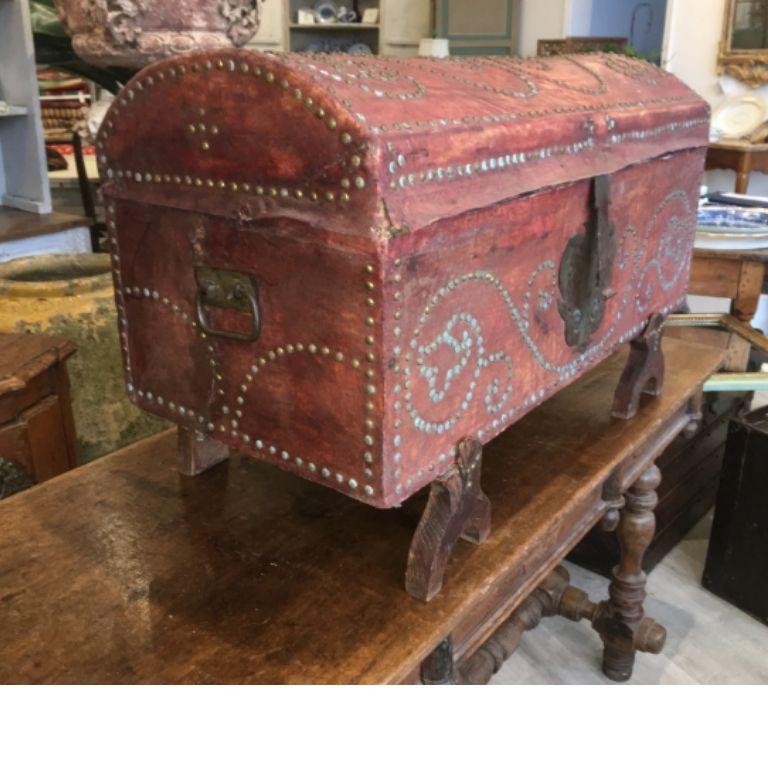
[0, 337, 723, 684]
[694, 247, 768, 262]
[0, 333, 77, 397]
[0, 207, 90, 246]
[708, 140, 768, 153]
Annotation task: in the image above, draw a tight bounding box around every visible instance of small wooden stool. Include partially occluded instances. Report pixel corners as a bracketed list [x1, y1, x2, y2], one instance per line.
[0, 333, 78, 498]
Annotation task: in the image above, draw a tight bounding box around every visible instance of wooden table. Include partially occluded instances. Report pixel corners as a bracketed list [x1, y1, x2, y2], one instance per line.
[700, 140, 768, 325]
[0, 333, 78, 498]
[0, 337, 723, 684]
[705, 140, 768, 194]
[690, 247, 768, 325]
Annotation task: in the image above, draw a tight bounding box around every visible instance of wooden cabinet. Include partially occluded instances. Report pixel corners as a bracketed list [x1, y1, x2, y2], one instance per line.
[0, 0, 51, 213]
[703, 405, 768, 626]
[0, 333, 78, 498]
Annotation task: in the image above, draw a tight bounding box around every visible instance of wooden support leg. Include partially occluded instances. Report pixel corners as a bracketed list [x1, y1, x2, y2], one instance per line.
[459, 565, 576, 684]
[421, 637, 457, 685]
[612, 313, 665, 420]
[455, 476, 666, 684]
[405, 438, 491, 602]
[457, 550, 666, 684]
[594, 463, 666, 681]
[733, 259, 765, 324]
[177, 425, 229, 477]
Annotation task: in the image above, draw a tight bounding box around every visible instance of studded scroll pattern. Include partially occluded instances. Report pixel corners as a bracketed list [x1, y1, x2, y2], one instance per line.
[392, 188, 695, 493]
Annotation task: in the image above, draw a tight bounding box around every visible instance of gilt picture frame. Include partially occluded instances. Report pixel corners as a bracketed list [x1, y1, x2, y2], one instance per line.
[719, 0, 768, 87]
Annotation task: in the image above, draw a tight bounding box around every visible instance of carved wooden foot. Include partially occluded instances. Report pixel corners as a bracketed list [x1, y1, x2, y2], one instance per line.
[177, 425, 230, 476]
[405, 437, 491, 602]
[612, 313, 665, 420]
[594, 463, 666, 681]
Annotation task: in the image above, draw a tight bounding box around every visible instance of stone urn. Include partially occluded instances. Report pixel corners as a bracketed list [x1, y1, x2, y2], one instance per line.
[53, 0, 264, 68]
[0, 253, 165, 462]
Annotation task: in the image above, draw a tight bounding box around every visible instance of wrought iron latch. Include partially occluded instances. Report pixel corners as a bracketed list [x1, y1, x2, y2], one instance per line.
[558, 174, 617, 352]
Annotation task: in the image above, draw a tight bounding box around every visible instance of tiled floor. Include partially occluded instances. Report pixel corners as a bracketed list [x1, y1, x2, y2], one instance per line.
[493, 392, 768, 685]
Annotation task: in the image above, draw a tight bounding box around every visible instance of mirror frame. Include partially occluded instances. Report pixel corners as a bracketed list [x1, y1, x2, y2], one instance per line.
[719, 0, 768, 86]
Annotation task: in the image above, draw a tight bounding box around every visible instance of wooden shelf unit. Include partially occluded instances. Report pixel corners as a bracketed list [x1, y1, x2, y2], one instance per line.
[0, 0, 51, 213]
[289, 22, 380, 30]
[245, 0, 431, 58]
[0, 106, 29, 118]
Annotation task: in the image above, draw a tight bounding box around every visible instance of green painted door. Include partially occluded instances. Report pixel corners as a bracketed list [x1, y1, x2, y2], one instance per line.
[436, 0, 518, 55]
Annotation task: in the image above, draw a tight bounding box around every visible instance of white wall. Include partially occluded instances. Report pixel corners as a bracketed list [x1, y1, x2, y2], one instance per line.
[662, 0, 728, 105]
[517, 0, 568, 56]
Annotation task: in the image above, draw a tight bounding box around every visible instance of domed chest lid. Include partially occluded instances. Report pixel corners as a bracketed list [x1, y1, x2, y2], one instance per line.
[99, 51, 710, 236]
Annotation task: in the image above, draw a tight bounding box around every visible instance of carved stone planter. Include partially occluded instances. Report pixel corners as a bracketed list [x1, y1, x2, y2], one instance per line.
[53, 0, 263, 68]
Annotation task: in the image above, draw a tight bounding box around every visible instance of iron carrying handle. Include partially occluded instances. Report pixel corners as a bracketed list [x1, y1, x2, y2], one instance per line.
[195, 273, 261, 342]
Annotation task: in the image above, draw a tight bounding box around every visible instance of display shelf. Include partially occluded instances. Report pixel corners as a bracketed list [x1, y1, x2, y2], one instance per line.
[0, 105, 29, 117]
[287, 0, 383, 53]
[289, 23, 379, 30]
[0, 0, 51, 213]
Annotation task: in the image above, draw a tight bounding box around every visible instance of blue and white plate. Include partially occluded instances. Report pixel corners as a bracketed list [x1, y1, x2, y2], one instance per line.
[697, 205, 768, 233]
[696, 205, 768, 250]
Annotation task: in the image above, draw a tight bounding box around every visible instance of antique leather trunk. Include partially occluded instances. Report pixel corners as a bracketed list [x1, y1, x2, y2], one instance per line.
[98, 51, 709, 508]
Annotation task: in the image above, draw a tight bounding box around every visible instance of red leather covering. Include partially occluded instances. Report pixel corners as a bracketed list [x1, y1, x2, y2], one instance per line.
[99, 51, 708, 507]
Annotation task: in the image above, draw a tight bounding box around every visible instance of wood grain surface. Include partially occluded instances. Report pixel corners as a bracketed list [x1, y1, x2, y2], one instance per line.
[0, 336, 723, 683]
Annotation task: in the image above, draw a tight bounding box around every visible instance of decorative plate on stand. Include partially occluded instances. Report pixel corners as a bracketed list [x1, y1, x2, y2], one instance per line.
[711, 94, 768, 140]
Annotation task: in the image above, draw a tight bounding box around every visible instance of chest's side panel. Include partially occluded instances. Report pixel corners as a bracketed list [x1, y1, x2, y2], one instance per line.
[110, 201, 382, 500]
[380, 148, 704, 505]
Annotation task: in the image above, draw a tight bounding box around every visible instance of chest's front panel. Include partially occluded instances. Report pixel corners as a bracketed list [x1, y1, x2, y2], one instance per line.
[379, 149, 703, 505]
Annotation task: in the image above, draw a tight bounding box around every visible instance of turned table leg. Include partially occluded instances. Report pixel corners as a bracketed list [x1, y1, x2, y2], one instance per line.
[405, 437, 491, 602]
[177, 425, 229, 476]
[595, 463, 667, 681]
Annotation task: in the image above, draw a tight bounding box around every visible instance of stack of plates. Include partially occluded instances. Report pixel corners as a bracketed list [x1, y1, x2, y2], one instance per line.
[696, 205, 768, 250]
